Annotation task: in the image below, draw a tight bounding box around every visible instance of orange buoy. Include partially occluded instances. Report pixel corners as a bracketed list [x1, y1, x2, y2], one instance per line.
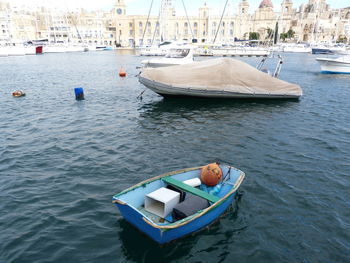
[200, 163, 223, 186]
[119, 68, 126, 77]
[12, 90, 26, 97]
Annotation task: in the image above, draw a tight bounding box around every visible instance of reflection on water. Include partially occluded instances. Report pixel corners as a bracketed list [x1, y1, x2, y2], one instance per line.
[0, 51, 349, 263]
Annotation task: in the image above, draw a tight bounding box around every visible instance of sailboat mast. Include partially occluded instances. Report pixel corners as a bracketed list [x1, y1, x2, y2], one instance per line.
[213, 0, 229, 44]
[181, 0, 194, 41]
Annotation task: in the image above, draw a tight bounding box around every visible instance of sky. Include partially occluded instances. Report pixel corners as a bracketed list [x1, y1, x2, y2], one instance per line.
[9, 0, 349, 15]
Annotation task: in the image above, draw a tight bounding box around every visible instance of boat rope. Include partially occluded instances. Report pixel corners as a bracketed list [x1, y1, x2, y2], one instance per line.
[213, 0, 229, 44]
[137, 89, 147, 100]
[222, 166, 231, 182]
[141, 0, 154, 46]
[181, 0, 195, 41]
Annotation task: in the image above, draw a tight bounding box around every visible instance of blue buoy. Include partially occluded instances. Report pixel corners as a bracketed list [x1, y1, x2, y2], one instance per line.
[74, 87, 84, 100]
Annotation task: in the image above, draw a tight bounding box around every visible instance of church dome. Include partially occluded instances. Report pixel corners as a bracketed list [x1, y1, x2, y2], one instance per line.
[259, 0, 273, 8]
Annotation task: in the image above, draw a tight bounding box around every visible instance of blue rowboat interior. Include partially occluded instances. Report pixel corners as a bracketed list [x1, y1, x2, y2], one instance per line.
[112, 164, 245, 244]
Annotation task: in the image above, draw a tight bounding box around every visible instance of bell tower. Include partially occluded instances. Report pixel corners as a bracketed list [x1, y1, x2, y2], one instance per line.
[238, 0, 249, 16]
[281, 0, 293, 14]
[115, 0, 126, 16]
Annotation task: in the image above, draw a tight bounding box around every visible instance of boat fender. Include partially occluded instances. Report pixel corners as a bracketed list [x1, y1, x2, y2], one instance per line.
[12, 90, 26, 97]
[74, 87, 85, 100]
[119, 67, 126, 77]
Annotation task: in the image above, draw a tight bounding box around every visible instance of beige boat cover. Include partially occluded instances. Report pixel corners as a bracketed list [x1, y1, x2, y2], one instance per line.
[140, 58, 302, 97]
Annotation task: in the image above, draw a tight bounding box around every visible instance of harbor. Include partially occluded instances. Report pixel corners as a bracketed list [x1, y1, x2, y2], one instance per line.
[0, 49, 349, 262]
[1, 0, 350, 262]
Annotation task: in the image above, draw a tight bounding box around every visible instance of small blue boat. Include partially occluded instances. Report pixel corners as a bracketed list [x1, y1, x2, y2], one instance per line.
[112, 164, 245, 244]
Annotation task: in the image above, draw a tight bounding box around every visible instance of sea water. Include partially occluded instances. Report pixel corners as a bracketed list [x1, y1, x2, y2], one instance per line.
[0, 51, 349, 262]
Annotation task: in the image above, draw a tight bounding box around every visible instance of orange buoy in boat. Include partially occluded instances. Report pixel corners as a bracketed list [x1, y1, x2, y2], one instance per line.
[12, 90, 26, 97]
[200, 163, 223, 186]
[119, 67, 126, 77]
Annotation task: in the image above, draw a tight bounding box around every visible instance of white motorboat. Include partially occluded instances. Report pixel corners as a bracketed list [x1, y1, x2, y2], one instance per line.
[196, 45, 270, 57]
[0, 46, 9, 57]
[139, 40, 188, 56]
[141, 46, 195, 68]
[283, 44, 311, 53]
[7, 46, 26, 56]
[316, 55, 350, 74]
[139, 57, 302, 99]
[336, 48, 350, 55]
[44, 45, 69, 53]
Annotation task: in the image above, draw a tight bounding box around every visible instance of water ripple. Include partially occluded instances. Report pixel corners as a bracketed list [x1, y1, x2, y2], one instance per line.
[0, 52, 349, 262]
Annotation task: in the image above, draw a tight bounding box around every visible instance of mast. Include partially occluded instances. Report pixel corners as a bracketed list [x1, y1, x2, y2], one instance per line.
[213, 0, 229, 44]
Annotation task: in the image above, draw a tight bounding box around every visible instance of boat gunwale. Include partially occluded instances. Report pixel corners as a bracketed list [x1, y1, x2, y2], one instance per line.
[112, 165, 245, 230]
[138, 75, 302, 99]
[316, 58, 350, 64]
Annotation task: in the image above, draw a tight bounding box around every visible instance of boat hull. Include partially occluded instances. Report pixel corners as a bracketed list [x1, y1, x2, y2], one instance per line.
[316, 58, 350, 74]
[115, 192, 236, 244]
[312, 48, 333, 55]
[139, 76, 300, 99]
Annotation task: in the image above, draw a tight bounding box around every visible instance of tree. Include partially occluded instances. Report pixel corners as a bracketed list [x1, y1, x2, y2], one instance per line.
[249, 32, 260, 40]
[286, 29, 295, 39]
[280, 32, 288, 41]
[279, 29, 295, 42]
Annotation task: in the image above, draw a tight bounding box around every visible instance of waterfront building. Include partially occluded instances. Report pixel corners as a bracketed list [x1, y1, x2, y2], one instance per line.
[0, 0, 349, 47]
[113, 0, 350, 47]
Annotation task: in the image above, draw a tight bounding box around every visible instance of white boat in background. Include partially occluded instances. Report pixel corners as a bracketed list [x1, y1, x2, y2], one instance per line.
[283, 43, 311, 53]
[44, 45, 69, 53]
[139, 57, 302, 99]
[196, 45, 270, 57]
[316, 55, 350, 74]
[0, 46, 9, 57]
[139, 40, 189, 56]
[336, 47, 350, 55]
[7, 46, 26, 56]
[66, 45, 88, 52]
[141, 46, 195, 68]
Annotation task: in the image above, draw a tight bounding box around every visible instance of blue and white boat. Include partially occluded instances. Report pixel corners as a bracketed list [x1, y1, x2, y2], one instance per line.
[112, 164, 245, 244]
[316, 55, 350, 74]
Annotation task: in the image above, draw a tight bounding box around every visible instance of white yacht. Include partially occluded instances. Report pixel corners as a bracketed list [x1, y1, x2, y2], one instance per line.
[139, 40, 188, 56]
[316, 55, 350, 74]
[283, 43, 311, 53]
[141, 46, 195, 68]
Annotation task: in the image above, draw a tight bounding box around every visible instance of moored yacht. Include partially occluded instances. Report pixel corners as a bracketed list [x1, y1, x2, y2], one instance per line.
[139, 57, 302, 99]
[141, 46, 195, 68]
[316, 55, 350, 74]
[139, 40, 189, 56]
[283, 43, 311, 53]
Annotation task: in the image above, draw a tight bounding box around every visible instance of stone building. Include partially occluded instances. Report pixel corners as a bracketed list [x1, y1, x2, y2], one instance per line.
[0, 0, 349, 47]
[112, 0, 350, 46]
